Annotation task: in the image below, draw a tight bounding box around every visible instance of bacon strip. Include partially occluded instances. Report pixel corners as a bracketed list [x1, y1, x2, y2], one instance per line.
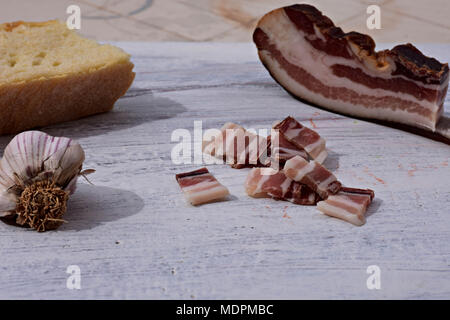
[284, 155, 341, 199]
[273, 116, 327, 164]
[317, 187, 375, 226]
[245, 167, 320, 205]
[176, 168, 230, 205]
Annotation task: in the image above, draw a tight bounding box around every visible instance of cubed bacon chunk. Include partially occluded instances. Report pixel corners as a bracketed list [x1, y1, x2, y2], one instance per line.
[273, 116, 328, 164]
[202, 122, 244, 157]
[317, 187, 375, 226]
[203, 123, 270, 169]
[176, 168, 230, 205]
[245, 167, 320, 205]
[284, 155, 341, 199]
[269, 130, 308, 166]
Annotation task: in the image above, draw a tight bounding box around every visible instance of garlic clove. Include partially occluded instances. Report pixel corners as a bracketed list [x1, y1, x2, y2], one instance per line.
[43, 143, 85, 189]
[64, 174, 79, 195]
[0, 131, 71, 188]
[0, 161, 16, 190]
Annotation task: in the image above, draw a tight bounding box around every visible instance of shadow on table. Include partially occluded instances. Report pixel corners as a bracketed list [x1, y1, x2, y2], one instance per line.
[60, 183, 145, 231]
[366, 197, 383, 219]
[322, 150, 340, 172]
[0, 94, 187, 147]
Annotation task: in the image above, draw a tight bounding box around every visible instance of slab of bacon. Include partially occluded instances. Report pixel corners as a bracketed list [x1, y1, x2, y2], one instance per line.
[175, 168, 230, 205]
[284, 155, 341, 199]
[203, 122, 270, 169]
[317, 187, 375, 226]
[253, 4, 449, 139]
[245, 167, 320, 205]
[273, 116, 327, 163]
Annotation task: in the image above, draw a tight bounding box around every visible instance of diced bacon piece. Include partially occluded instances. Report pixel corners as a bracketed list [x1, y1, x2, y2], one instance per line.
[203, 123, 270, 169]
[317, 187, 375, 226]
[268, 130, 308, 166]
[245, 167, 320, 205]
[245, 167, 285, 198]
[175, 168, 230, 205]
[253, 4, 449, 138]
[284, 155, 341, 199]
[273, 116, 327, 164]
[202, 122, 244, 157]
[231, 128, 270, 169]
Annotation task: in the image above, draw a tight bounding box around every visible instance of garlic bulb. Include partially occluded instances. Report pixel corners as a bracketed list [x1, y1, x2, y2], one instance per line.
[0, 131, 89, 232]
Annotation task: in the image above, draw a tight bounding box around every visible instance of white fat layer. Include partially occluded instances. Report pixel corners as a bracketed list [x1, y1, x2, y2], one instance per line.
[314, 149, 328, 164]
[312, 24, 326, 42]
[284, 156, 313, 181]
[275, 146, 307, 158]
[317, 173, 337, 191]
[317, 201, 365, 226]
[280, 175, 293, 196]
[187, 185, 230, 205]
[182, 180, 220, 193]
[327, 195, 362, 211]
[254, 172, 271, 194]
[284, 127, 305, 140]
[259, 10, 442, 130]
[303, 137, 326, 157]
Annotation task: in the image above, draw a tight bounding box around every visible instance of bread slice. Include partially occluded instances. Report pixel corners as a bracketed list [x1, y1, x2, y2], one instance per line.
[0, 20, 135, 134]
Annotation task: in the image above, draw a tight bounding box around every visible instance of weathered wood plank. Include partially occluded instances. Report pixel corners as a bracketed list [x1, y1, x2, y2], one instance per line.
[0, 43, 448, 299]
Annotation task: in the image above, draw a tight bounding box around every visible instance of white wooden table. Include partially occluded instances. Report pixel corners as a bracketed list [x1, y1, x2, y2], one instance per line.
[0, 43, 449, 300]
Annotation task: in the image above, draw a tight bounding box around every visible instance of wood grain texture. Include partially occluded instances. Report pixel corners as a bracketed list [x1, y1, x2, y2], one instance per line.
[0, 42, 449, 299]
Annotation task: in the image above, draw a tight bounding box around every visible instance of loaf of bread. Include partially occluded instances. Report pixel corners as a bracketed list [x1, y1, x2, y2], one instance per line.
[0, 20, 135, 134]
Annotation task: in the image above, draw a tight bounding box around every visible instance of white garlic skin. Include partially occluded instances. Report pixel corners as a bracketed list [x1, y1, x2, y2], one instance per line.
[0, 131, 85, 217]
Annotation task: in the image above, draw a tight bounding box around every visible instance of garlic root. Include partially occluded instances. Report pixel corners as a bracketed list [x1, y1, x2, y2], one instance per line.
[16, 180, 69, 232]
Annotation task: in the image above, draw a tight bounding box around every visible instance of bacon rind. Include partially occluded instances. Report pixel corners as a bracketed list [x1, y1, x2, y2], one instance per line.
[175, 167, 209, 180]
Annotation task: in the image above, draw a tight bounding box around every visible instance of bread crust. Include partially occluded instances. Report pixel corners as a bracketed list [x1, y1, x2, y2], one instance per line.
[0, 61, 135, 134]
[0, 20, 58, 31]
